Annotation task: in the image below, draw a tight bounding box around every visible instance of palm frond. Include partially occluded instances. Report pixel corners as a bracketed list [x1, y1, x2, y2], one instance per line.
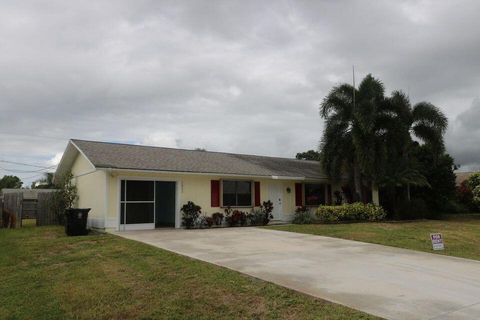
[320, 84, 355, 119]
[412, 102, 448, 133]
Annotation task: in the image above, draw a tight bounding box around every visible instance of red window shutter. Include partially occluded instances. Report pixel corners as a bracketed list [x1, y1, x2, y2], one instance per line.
[211, 180, 220, 207]
[295, 183, 303, 206]
[254, 181, 261, 206]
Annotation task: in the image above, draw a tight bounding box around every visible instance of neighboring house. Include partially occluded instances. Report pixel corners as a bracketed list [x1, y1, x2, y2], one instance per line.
[55, 139, 380, 231]
[455, 171, 475, 186]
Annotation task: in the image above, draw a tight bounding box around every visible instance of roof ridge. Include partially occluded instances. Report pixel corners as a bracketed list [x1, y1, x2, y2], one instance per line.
[70, 138, 320, 163]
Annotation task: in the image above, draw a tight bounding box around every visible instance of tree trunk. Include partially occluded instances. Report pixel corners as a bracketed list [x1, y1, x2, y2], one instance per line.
[353, 161, 362, 202]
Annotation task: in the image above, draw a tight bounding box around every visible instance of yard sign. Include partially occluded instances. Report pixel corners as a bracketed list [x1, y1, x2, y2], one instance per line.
[430, 233, 444, 251]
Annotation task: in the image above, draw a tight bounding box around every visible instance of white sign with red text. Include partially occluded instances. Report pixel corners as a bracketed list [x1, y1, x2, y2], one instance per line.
[430, 233, 444, 251]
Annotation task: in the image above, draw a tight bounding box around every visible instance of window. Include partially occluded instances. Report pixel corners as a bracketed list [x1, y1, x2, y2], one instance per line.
[120, 180, 155, 224]
[304, 183, 326, 206]
[222, 180, 252, 207]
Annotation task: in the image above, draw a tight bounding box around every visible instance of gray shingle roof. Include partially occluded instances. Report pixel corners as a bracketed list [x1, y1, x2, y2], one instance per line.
[71, 139, 326, 180]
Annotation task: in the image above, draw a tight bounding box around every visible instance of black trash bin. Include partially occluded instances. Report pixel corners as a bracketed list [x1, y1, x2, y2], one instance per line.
[65, 208, 91, 236]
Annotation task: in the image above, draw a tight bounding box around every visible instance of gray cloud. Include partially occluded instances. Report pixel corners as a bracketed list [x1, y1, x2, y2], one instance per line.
[0, 0, 479, 184]
[446, 98, 480, 171]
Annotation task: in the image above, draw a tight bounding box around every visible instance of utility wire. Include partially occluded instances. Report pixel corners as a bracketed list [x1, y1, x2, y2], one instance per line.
[0, 132, 67, 141]
[20, 173, 48, 181]
[0, 166, 56, 174]
[0, 159, 57, 169]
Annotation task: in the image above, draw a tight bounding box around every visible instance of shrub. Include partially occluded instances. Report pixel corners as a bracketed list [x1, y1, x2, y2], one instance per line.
[473, 185, 480, 208]
[205, 216, 214, 227]
[457, 180, 475, 211]
[316, 202, 386, 223]
[211, 212, 224, 226]
[223, 207, 232, 225]
[194, 215, 207, 228]
[443, 199, 469, 214]
[181, 201, 202, 228]
[226, 210, 247, 227]
[260, 200, 274, 225]
[292, 206, 312, 224]
[467, 172, 480, 190]
[247, 208, 264, 226]
[467, 173, 480, 211]
[49, 172, 78, 225]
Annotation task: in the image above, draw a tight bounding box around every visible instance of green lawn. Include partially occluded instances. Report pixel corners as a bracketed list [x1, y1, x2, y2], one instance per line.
[266, 215, 480, 261]
[0, 226, 377, 320]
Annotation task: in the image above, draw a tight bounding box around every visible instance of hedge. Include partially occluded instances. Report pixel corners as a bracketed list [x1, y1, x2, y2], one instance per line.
[316, 202, 386, 222]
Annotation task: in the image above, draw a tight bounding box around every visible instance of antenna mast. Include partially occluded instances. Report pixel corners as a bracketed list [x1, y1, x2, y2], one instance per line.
[352, 65, 356, 110]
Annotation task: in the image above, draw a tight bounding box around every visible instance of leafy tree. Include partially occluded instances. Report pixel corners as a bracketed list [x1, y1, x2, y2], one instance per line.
[467, 173, 480, 210]
[467, 172, 480, 191]
[409, 145, 457, 216]
[31, 172, 55, 189]
[473, 186, 480, 209]
[0, 175, 23, 191]
[457, 180, 474, 211]
[49, 173, 78, 224]
[295, 150, 321, 161]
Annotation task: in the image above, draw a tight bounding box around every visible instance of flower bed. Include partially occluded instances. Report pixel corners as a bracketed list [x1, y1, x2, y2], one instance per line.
[181, 201, 274, 229]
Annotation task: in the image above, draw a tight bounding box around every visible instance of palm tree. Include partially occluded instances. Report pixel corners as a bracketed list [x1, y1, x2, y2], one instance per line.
[380, 91, 447, 203]
[320, 74, 386, 202]
[320, 75, 447, 206]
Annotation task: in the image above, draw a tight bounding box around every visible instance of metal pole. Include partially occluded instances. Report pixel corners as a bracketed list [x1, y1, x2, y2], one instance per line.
[352, 65, 356, 110]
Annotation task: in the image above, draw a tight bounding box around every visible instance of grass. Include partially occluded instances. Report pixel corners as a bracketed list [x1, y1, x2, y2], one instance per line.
[0, 226, 377, 320]
[266, 214, 480, 261]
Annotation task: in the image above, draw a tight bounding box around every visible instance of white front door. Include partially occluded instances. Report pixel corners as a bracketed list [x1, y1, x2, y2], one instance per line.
[268, 183, 283, 221]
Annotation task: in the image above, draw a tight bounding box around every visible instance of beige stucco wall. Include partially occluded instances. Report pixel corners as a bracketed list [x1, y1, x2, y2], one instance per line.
[71, 153, 106, 229]
[65, 156, 346, 230]
[68, 151, 347, 231]
[104, 170, 337, 230]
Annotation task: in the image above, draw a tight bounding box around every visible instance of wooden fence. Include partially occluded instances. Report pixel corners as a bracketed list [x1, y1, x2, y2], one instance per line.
[1, 191, 59, 227]
[36, 192, 59, 226]
[2, 192, 23, 228]
[22, 199, 37, 219]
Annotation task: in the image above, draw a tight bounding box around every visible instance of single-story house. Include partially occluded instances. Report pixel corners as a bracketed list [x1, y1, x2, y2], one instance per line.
[55, 139, 379, 231]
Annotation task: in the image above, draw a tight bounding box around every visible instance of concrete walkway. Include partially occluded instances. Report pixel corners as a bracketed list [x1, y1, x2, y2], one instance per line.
[114, 228, 480, 320]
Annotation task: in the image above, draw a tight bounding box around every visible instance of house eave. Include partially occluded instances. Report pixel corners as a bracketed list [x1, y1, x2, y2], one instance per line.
[101, 167, 326, 181]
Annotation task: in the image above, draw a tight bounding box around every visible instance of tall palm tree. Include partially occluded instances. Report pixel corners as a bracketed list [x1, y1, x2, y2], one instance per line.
[320, 74, 386, 202]
[380, 91, 447, 203]
[320, 75, 447, 206]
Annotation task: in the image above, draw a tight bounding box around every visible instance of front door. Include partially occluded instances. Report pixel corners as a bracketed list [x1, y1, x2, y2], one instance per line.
[268, 183, 283, 221]
[155, 181, 176, 228]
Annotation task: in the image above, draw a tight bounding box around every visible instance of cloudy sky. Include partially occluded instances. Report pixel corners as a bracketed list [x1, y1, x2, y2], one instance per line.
[1, 0, 479, 185]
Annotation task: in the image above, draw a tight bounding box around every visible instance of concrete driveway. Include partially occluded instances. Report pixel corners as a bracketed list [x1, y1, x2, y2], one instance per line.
[114, 227, 480, 320]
